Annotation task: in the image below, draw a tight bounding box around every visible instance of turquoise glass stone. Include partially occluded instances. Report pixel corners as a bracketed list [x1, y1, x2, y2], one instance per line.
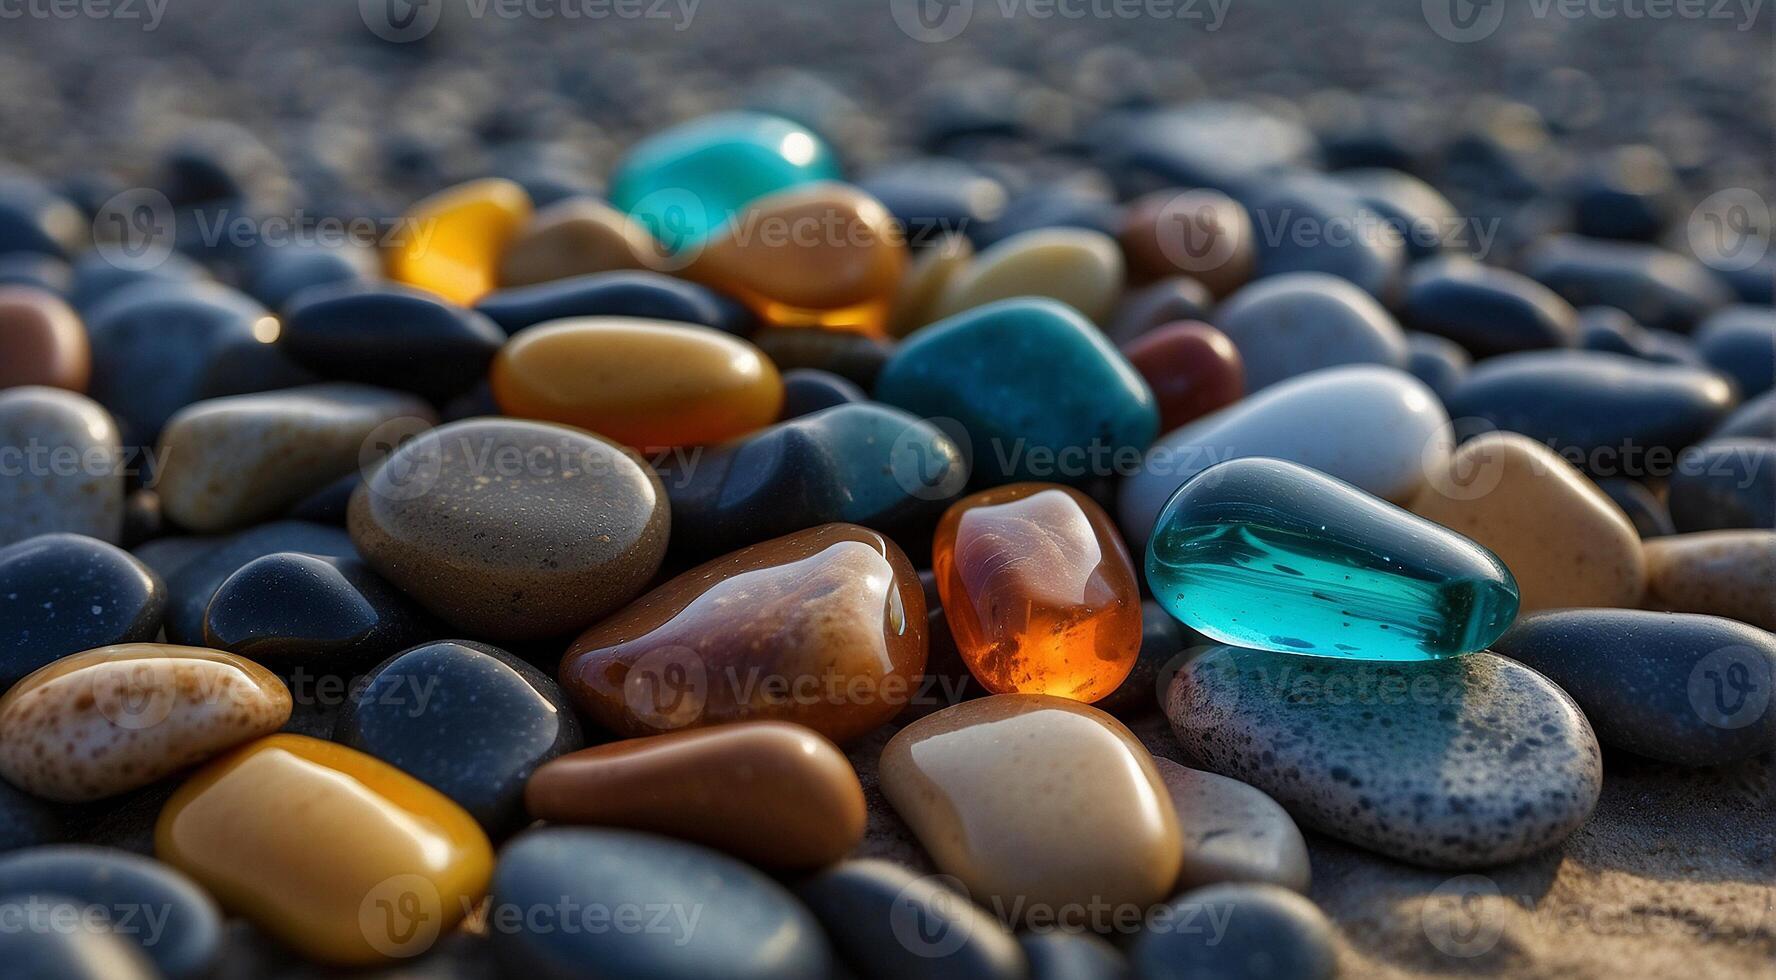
[608, 112, 842, 252]
[1146, 457, 1519, 661]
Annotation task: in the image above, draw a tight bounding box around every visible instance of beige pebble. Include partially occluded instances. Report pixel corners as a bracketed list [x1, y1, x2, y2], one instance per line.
[932, 228, 1125, 325]
[888, 233, 972, 338]
[498, 197, 660, 287]
[1644, 530, 1776, 630]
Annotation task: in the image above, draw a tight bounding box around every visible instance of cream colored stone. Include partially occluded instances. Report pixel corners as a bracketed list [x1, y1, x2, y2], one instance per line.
[1644, 530, 1776, 630]
[888, 233, 972, 338]
[498, 197, 660, 287]
[932, 228, 1125, 325]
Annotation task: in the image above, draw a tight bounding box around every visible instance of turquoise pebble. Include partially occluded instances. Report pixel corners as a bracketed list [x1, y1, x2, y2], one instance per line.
[1146, 457, 1518, 661]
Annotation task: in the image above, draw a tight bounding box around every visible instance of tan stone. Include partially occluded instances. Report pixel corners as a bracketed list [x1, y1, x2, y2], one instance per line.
[888, 233, 972, 338]
[932, 228, 1126, 325]
[498, 197, 660, 287]
[1644, 530, 1776, 630]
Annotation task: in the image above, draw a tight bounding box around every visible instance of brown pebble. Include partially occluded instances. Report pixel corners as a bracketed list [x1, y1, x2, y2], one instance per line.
[0, 286, 89, 392]
[1119, 189, 1254, 297]
[1643, 530, 1776, 630]
[498, 197, 660, 287]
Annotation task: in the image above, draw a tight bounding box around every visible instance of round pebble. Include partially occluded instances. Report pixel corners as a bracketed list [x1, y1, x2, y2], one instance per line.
[1118, 188, 1253, 298]
[796, 859, 1027, 980]
[0, 387, 124, 547]
[1152, 757, 1311, 894]
[0, 286, 87, 391]
[1643, 530, 1776, 630]
[1130, 883, 1337, 980]
[1403, 256, 1579, 356]
[278, 284, 507, 402]
[1119, 321, 1244, 432]
[201, 552, 444, 671]
[932, 227, 1125, 325]
[1667, 439, 1776, 531]
[1212, 272, 1408, 390]
[498, 197, 658, 287]
[1694, 306, 1776, 398]
[477, 270, 752, 336]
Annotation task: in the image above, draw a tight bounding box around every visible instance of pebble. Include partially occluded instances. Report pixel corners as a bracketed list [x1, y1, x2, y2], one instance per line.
[888, 232, 973, 336]
[0, 779, 64, 851]
[337, 640, 581, 837]
[933, 483, 1141, 701]
[1213, 272, 1408, 390]
[1410, 432, 1646, 612]
[1096, 599, 1196, 719]
[0, 387, 124, 547]
[1494, 610, 1776, 766]
[1242, 173, 1405, 298]
[155, 383, 436, 534]
[779, 368, 867, 418]
[796, 859, 1027, 980]
[857, 158, 1009, 249]
[1568, 145, 1678, 241]
[0, 893, 159, 980]
[1404, 331, 1470, 402]
[1402, 256, 1580, 356]
[243, 241, 373, 311]
[1151, 757, 1311, 894]
[476, 269, 752, 336]
[1119, 365, 1453, 546]
[1165, 646, 1602, 867]
[68, 251, 208, 312]
[932, 227, 1125, 325]
[155, 733, 493, 965]
[0, 286, 87, 391]
[0, 845, 222, 979]
[560, 523, 926, 742]
[386, 177, 534, 306]
[1712, 388, 1776, 440]
[0, 176, 82, 257]
[1119, 321, 1244, 432]
[489, 827, 831, 980]
[880, 695, 1181, 922]
[1522, 234, 1732, 333]
[1643, 531, 1776, 630]
[753, 325, 894, 389]
[876, 298, 1158, 485]
[349, 418, 668, 641]
[492, 317, 782, 448]
[1668, 439, 1776, 531]
[0, 533, 165, 691]
[1105, 277, 1215, 346]
[1020, 931, 1130, 980]
[527, 721, 863, 869]
[157, 520, 354, 644]
[1596, 477, 1675, 538]
[201, 552, 444, 671]
[1694, 306, 1776, 398]
[1130, 883, 1338, 980]
[1339, 167, 1462, 259]
[498, 197, 658, 286]
[0, 643, 291, 802]
[278, 284, 507, 402]
[1118, 189, 1253, 297]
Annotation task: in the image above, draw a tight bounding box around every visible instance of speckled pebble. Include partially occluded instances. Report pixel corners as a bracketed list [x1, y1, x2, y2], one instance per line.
[1643, 530, 1776, 630]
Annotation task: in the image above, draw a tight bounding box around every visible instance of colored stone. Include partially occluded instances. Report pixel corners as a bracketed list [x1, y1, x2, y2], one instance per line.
[338, 641, 581, 837]
[279, 284, 507, 402]
[887, 232, 972, 337]
[1495, 610, 1776, 766]
[157, 520, 355, 645]
[796, 859, 1026, 980]
[0, 388, 124, 547]
[498, 197, 659, 286]
[155, 383, 436, 533]
[1119, 366, 1453, 547]
[876, 298, 1158, 485]
[68, 250, 209, 313]
[155, 734, 493, 965]
[1106, 277, 1216, 347]
[488, 827, 831, 980]
[1523, 233, 1732, 333]
[0, 894, 158, 980]
[1243, 173, 1404, 298]
[1403, 256, 1580, 356]
[561, 523, 925, 742]
[527, 721, 863, 869]
[492, 317, 782, 448]
[880, 695, 1181, 920]
[1119, 321, 1244, 432]
[1695, 306, 1776, 397]
[386, 177, 533, 306]
[1119, 189, 1254, 297]
[1213, 272, 1408, 390]
[1404, 331, 1470, 402]
[350, 419, 668, 641]
[0, 534, 165, 691]
[1669, 440, 1776, 531]
[1148, 458, 1519, 661]
[931, 228, 1124, 325]
[0, 286, 87, 391]
[609, 111, 842, 251]
[1644, 531, 1776, 630]
[778, 368, 866, 418]
[1166, 646, 1602, 867]
[0, 176, 83, 257]
[202, 553, 444, 671]
[1131, 884, 1337, 980]
[752, 326, 893, 389]
[476, 270, 752, 336]
[933, 483, 1141, 702]
[1410, 432, 1646, 612]
[1020, 932, 1129, 980]
[243, 241, 372, 311]
[1339, 167, 1462, 260]
[0, 644, 291, 802]
[1151, 757, 1310, 893]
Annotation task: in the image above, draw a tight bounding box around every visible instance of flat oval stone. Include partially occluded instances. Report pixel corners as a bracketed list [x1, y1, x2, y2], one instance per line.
[155, 733, 493, 966]
[779, 368, 866, 418]
[796, 859, 1026, 980]
[158, 520, 355, 645]
[202, 553, 444, 671]
[1403, 256, 1579, 356]
[1152, 757, 1310, 894]
[1695, 306, 1775, 398]
[1644, 531, 1776, 630]
[1119, 189, 1253, 298]
[1668, 439, 1776, 531]
[0, 893, 158, 980]
[498, 197, 657, 286]
[386, 177, 533, 306]
[1165, 646, 1602, 867]
[1523, 234, 1732, 333]
[489, 827, 830, 980]
[876, 298, 1158, 486]
[476, 270, 751, 336]
[0, 388, 124, 547]
[880, 695, 1181, 920]
[1106, 277, 1216, 347]
[1148, 458, 1519, 661]
[279, 284, 507, 402]
[1020, 932, 1129, 980]
[1410, 432, 1646, 612]
[0, 845, 221, 978]
[560, 523, 926, 742]
[932, 228, 1125, 325]
[0, 643, 291, 802]
[156, 383, 436, 534]
[0, 534, 165, 691]
[338, 641, 581, 837]
[1568, 145, 1679, 240]
[0, 286, 87, 391]
[350, 419, 668, 641]
[492, 317, 782, 449]
[1120, 321, 1245, 432]
[1212, 272, 1408, 390]
[1131, 884, 1337, 980]
[933, 483, 1141, 702]
[1119, 366, 1453, 547]
[526, 721, 863, 869]
[1405, 331, 1470, 402]
[1495, 609, 1776, 766]
[1242, 173, 1405, 298]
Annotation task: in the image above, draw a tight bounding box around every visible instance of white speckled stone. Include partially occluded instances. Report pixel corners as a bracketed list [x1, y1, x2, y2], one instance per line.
[0, 387, 125, 547]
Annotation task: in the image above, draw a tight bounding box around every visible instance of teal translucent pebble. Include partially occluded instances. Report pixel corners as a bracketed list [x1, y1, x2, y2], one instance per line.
[1146, 457, 1519, 661]
[608, 111, 842, 252]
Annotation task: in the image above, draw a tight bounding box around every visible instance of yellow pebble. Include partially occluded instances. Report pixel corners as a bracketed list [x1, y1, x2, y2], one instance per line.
[387, 178, 533, 305]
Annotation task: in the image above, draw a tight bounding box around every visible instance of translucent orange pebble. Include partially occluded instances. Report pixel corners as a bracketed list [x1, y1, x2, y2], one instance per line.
[386, 177, 533, 306]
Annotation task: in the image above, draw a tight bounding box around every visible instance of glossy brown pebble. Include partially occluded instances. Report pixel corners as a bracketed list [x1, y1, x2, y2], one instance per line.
[0, 286, 87, 391]
[349, 418, 669, 641]
[0, 644, 291, 802]
[560, 523, 926, 743]
[498, 197, 660, 287]
[1120, 321, 1245, 432]
[525, 721, 865, 869]
[1119, 189, 1254, 297]
[1644, 530, 1776, 630]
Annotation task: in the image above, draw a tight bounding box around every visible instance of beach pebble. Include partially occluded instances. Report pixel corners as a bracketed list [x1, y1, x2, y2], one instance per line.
[1165, 646, 1602, 868]
[278, 285, 507, 402]
[0, 286, 87, 391]
[1130, 883, 1338, 980]
[1105, 277, 1215, 347]
[478, 270, 752, 336]
[1668, 440, 1776, 531]
[1695, 306, 1776, 398]
[201, 552, 444, 671]
[1339, 167, 1462, 259]
[796, 859, 1026, 980]
[779, 368, 867, 418]
[385, 177, 532, 306]
[243, 241, 372, 311]
[0, 893, 158, 980]
[0, 388, 124, 547]
[1644, 530, 1776, 630]
[1152, 757, 1311, 894]
[1120, 321, 1244, 432]
[1403, 256, 1579, 356]
[1567, 145, 1679, 240]
[1596, 477, 1675, 538]
[498, 196, 658, 286]
[1404, 331, 1470, 402]
[1712, 388, 1776, 440]
[1020, 931, 1130, 980]
[158, 520, 354, 644]
[1522, 234, 1732, 333]
[1118, 189, 1253, 298]
[932, 228, 1125, 325]
[1211, 273, 1408, 390]
[0, 534, 164, 691]
[1242, 173, 1404, 298]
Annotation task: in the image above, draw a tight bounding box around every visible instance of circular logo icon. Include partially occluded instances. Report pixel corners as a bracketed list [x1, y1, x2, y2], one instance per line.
[890, 0, 974, 43]
[92, 189, 174, 272]
[1422, 874, 1506, 958]
[890, 417, 972, 501]
[359, 874, 443, 958]
[1687, 646, 1772, 731]
[1422, 0, 1505, 42]
[1152, 191, 1245, 276]
[623, 645, 709, 732]
[889, 875, 974, 958]
[360, 0, 443, 43]
[91, 661, 178, 732]
[361, 418, 442, 502]
[627, 187, 711, 272]
[1688, 188, 1770, 273]
[1422, 423, 1506, 502]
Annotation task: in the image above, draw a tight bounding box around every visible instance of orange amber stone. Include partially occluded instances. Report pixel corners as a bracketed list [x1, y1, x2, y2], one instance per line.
[933, 482, 1141, 702]
[386, 178, 533, 305]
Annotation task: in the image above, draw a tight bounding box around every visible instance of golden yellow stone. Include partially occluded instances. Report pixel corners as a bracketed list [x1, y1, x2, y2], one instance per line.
[498, 197, 661, 287]
[386, 178, 533, 305]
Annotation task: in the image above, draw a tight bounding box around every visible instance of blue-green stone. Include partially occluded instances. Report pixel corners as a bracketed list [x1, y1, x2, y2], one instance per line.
[1146, 458, 1518, 661]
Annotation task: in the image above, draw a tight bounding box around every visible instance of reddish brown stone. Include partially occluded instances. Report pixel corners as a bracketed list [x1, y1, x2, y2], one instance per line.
[1119, 189, 1254, 298]
[1121, 321, 1245, 431]
[0, 286, 88, 391]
